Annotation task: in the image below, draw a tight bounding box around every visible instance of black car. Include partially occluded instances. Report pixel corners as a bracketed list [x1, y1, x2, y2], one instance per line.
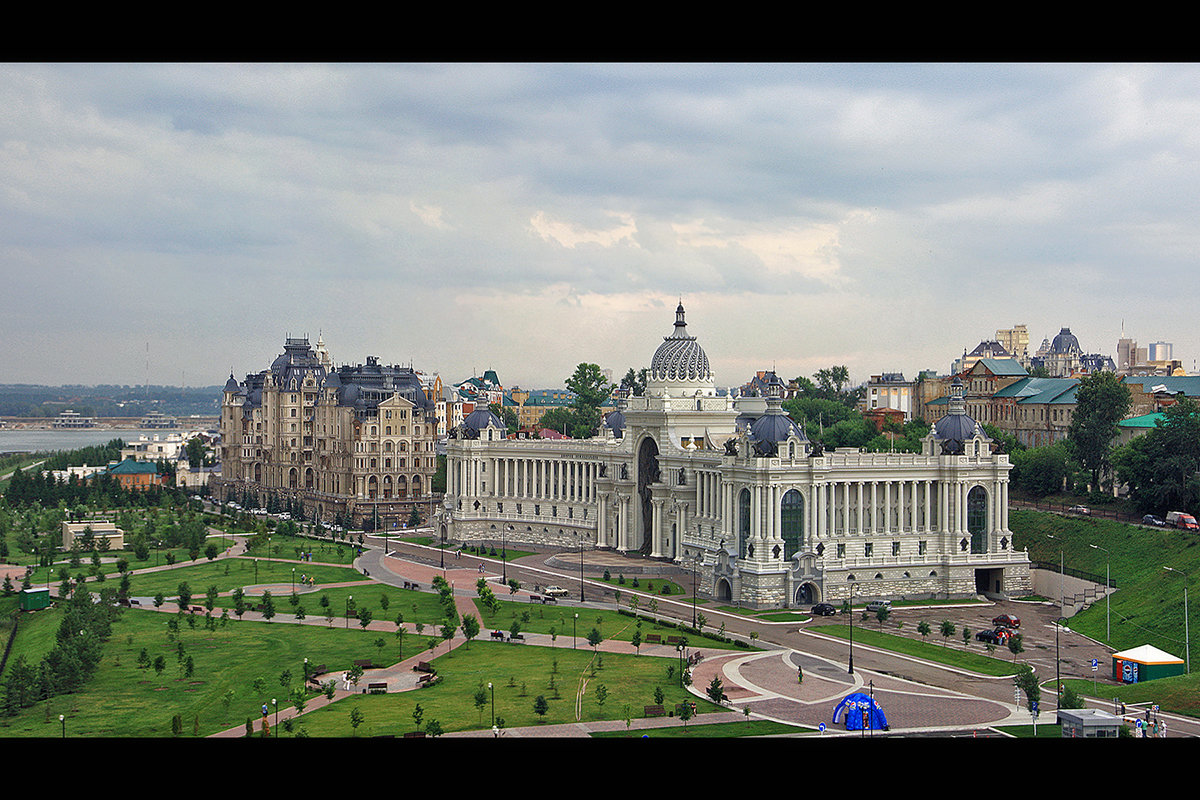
[1143, 514, 1165, 527]
[811, 603, 838, 616]
[976, 629, 1004, 644]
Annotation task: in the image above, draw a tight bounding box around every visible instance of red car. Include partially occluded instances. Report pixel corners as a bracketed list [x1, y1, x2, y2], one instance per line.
[992, 614, 1020, 629]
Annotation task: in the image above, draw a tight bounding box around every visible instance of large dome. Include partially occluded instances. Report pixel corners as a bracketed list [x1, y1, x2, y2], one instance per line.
[650, 303, 711, 383]
[1051, 327, 1081, 354]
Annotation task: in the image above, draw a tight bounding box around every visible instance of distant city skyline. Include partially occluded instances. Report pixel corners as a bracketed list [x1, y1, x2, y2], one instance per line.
[4, 64, 1199, 389]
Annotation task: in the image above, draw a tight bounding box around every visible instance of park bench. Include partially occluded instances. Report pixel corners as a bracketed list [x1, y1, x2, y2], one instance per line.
[644, 705, 666, 717]
[490, 630, 506, 640]
[508, 632, 525, 642]
[308, 664, 328, 681]
[416, 673, 435, 686]
[528, 595, 542, 603]
[403, 731, 426, 738]
[129, 599, 140, 605]
[367, 682, 388, 694]
[644, 634, 662, 644]
[354, 659, 373, 670]
[414, 661, 436, 673]
[666, 636, 683, 645]
[191, 606, 204, 614]
[541, 595, 557, 604]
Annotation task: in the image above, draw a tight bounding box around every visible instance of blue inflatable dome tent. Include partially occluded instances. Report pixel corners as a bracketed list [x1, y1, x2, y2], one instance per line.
[832, 692, 889, 731]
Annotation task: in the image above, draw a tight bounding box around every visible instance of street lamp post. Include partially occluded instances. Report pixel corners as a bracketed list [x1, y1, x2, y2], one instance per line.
[677, 645, 684, 687]
[1089, 543, 1111, 641]
[59, 714, 65, 738]
[291, 567, 295, 595]
[1165, 566, 1190, 673]
[690, 550, 698, 629]
[502, 526, 507, 584]
[272, 698, 278, 737]
[579, 533, 585, 603]
[488, 681, 494, 727]
[346, 595, 353, 629]
[848, 582, 860, 675]
[573, 613, 578, 650]
[254, 558, 258, 585]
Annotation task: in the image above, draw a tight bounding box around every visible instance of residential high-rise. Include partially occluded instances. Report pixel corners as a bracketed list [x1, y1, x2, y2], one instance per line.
[217, 337, 440, 529]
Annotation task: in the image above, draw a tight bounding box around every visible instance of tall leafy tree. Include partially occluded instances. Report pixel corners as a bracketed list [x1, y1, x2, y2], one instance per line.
[1067, 371, 1131, 490]
[1114, 396, 1200, 514]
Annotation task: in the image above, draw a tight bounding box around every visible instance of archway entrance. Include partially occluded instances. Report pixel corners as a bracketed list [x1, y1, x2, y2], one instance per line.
[715, 578, 732, 602]
[637, 437, 660, 555]
[968, 485, 988, 553]
[794, 582, 817, 605]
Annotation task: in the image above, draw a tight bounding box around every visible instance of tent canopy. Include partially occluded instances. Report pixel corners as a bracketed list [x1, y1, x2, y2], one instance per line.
[832, 692, 889, 730]
[1112, 644, 1184, 665]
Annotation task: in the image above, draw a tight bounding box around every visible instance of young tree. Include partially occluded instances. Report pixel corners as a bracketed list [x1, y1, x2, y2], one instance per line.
[176, 582, 192, 612]
[473, 684, 488, 723]
[1013, 663, 1041, 717]
[533, 694, 549, 722]
[875, 605, 891, 629]
[917, 620, 932, 643]
[461, 614, 480, 648]
[357, 607, 373, 629]
[412, 703, 424, 732]
[587, 627, 603, 651]
[679, 699, 695, 727]
[595, 683, 609, 708]
[1007, 633, 1025, 663]
[962, 626, 971, 647]
[260, 591, 275, 622]
[706, 675, 727, 705]
[232, 587, 246, 619]
[631, 628, 642, 655]
[349, 706, 364, 735]
[939, 620, 955, 647]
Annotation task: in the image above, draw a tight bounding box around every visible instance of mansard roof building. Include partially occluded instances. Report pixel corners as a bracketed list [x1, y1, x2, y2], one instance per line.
[217, 337, 440, 528]
[443, 304, 1030, 609]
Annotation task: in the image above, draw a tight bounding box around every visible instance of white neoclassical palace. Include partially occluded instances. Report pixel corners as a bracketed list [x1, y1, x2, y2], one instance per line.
[441, 304, 1031, 608]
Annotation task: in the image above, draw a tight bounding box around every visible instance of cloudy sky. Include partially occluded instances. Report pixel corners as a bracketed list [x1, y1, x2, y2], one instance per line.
[3, 62, 1198, 392]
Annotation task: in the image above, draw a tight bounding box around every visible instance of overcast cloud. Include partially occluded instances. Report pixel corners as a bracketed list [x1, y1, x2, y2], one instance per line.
[2, 63, 1197, 391]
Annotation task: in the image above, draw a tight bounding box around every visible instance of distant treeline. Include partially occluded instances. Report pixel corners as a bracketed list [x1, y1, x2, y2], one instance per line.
[0, 383, 221, 418]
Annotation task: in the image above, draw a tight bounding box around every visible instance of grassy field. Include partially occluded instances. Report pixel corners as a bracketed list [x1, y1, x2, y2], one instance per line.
[125, 558, 365, 600]
[1060, 671, 1200, 718]
[285, 641, 726, 737]
[811, 624, 1022, 676]
[1011, 508, 1199, 666]
[0, 608, 440, 737]
[472, 596, 749, 650]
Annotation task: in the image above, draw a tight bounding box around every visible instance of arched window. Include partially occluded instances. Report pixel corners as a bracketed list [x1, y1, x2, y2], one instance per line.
[739, 488, 751, 558]
[781, 489, 804, 559]
[968, 485, 988, 553]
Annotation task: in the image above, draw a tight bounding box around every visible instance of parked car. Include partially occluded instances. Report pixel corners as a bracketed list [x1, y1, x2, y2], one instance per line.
[1166, 511, 1199, 530]
[976, 629, 1004, 644]
[865, 600, 892, 613]
[543, 586, 569, 598]
[1068, 505, 1090, 515]
[992, 614, 1021, 629]
[1143, 514, 1166, 527]
[811, 603, 838, 616]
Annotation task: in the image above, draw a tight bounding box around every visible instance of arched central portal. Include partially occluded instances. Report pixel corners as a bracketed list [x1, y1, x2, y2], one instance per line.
[637, 436, 660, 555]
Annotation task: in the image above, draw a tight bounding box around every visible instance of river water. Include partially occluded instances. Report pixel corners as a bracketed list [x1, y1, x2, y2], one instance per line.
[0, 429, 198, 455]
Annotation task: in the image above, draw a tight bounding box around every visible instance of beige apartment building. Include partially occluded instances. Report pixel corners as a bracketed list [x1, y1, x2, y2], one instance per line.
[217, 338, 440, 529]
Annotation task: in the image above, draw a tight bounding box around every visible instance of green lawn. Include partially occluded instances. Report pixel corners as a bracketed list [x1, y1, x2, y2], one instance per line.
[1011, 508, 1199, 667]
[126, 558, 366, 600]
[1060, 671, 1200, 718]
[811, 624, 1021, 676]
[265, 584, 453, 628]
[244, 534, 361, 565]
[473, 597, 748, 650]
[286, 641, 726, 737]
[0, 608, 439, 737]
